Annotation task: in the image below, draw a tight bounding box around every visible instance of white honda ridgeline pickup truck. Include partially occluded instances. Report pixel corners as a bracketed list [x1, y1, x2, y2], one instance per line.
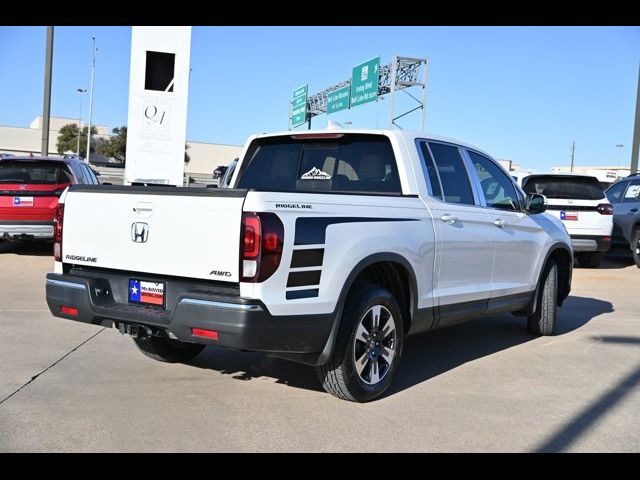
[46, 129, 572, 402]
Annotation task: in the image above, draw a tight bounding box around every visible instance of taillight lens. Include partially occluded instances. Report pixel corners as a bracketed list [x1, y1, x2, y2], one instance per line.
[597, 203, 613, 215]
[241, 212, 284, 282]
[53, 203, 64, 261]
[243, 214, 261, 259]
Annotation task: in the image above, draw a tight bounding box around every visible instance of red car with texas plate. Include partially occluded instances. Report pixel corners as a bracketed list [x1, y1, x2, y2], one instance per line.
[0, 156, 99, 241]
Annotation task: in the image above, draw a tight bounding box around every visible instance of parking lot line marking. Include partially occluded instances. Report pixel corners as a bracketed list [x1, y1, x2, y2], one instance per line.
[0, 328, 105, 407]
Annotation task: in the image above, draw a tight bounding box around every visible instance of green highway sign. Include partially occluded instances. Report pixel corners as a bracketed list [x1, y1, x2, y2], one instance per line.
[291, 84, 308, 127]
[327, 85, 351, 114]
[350, 57, 380, 107]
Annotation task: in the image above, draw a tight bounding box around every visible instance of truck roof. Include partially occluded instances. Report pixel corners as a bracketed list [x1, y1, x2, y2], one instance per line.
[249, 128, 495, 159]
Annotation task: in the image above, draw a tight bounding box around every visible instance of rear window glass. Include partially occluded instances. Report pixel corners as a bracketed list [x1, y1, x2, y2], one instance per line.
[236, 134, 401, 195]
[0, 162, 73, 184]
[522, 176, 605, 200]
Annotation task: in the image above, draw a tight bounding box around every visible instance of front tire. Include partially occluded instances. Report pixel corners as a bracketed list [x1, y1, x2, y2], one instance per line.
[575, 251, 605, 268]
[317, 284, 404, 402]
[134, 336, 205, 363]
[632, 229, 640, 268]
[527, 259, 558, 336]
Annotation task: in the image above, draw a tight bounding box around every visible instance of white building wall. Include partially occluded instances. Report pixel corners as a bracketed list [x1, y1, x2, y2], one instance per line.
[184, 141, 243, 175]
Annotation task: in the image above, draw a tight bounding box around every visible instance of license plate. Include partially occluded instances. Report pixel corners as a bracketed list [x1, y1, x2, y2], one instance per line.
[560, 211, 578, 221]
[13, 196, 34, 207]
[129, 279, 165, 308]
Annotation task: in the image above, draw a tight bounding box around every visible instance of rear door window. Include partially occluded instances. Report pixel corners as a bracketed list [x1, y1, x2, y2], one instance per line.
[522, 176, 605, 200]
[237, 134, 401, 194]
[417, 141, 443, 198]
[427, 142, 475, 205]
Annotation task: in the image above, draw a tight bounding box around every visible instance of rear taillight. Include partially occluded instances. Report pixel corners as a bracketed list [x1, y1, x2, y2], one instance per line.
[53, 203, 64, 261]
[597, 203, 613, 215]
[240, 212, 284, 282]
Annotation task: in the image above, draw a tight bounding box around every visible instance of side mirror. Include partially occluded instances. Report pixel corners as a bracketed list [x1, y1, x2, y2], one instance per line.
[526, 193, 547, 214]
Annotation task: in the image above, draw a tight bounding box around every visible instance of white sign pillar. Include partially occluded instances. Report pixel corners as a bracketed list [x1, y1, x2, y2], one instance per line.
[125, 26, 192, 186]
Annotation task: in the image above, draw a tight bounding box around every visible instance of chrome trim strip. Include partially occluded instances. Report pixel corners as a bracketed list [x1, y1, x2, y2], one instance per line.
[179, 298, 261, 311]
[46, 279, 87, 290]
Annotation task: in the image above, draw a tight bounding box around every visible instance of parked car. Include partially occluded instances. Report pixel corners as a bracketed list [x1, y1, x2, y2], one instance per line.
[0, 156, 98, 241]
[220, 158, 238, 188]
[212, 165, 228, 180]
[605, 174, 640, 267]
[46, 129, 572, 402]
[522, 174, 613, 268]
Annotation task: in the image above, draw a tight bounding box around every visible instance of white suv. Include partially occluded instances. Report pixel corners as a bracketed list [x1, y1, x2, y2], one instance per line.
[522, 174, 613, 268]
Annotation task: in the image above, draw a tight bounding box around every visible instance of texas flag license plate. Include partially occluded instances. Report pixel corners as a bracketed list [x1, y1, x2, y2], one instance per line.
[13, 196, 34, 207]
[560, 211, 578, 221]
[129, 279, 165, 307]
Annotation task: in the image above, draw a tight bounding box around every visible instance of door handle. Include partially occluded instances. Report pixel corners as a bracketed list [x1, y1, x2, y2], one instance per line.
[494, 219, 506, 228]
[440, 214, 459, 224]
[630, 208, 638, 213]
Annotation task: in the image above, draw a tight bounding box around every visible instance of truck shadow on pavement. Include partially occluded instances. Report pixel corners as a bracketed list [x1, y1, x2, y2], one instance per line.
[0, 240, 52, 256]
[387, 295, 613, 398]
[186, 295, 613, 397]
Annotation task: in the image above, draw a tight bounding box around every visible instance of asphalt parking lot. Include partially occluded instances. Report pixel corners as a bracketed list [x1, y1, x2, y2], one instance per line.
[0, 242, 638, 452]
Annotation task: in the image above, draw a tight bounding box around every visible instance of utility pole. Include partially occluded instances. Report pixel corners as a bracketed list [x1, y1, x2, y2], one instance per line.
[76, 88, 86, 155]
[41, 26, 54, 156]
[631, 63, 640, 175]
[85, 36, 96, 164]
[570, 141, 576, 172]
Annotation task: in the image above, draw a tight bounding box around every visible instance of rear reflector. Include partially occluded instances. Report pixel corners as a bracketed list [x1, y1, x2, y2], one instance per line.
[60, 306, 78, 316]
[191, 328, 218, 340]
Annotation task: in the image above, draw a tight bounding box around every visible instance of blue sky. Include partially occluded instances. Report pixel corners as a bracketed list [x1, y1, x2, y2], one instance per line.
[0, 26, 638, 170]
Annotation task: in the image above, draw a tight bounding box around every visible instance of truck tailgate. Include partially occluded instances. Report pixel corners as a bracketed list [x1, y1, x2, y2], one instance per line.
[62, 186, 246, 282]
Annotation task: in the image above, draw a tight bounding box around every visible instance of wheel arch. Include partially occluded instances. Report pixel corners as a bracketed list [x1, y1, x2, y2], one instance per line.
[315, 252, 418, 366]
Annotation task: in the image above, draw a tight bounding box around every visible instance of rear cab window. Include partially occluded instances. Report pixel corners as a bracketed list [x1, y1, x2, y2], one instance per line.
[522, 175, 605, 200]
[236, 134, 402, 195]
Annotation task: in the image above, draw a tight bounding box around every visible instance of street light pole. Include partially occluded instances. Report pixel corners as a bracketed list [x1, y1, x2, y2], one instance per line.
[76, 88, 86, 156]
[41, 26, 54, 156]
[85, 36, 96, 164]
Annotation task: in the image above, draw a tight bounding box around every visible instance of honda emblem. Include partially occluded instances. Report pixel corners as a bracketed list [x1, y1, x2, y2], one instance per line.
[131, 222, 149, 243]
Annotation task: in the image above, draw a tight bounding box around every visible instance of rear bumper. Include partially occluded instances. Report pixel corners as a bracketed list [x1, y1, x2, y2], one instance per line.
[570, 234, 611, 252]
[0, 221, 53, 239]
[45, 271, 333, 358]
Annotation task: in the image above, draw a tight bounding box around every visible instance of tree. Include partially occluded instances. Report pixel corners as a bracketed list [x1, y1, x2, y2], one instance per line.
[56, 123, 97, 158]
[97, 126, 127, 165]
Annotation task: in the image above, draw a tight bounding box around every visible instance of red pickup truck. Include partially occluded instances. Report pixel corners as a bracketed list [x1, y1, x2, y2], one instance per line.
[0, 156, 99, 241]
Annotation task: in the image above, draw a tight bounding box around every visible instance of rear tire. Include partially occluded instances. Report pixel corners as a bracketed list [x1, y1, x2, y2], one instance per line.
[133, 336, 205, 363]
[632, 229, 640, 268]
[316, 284, 404, 402]
[575, 251, 605, 268]
[527, 259, 558, 336]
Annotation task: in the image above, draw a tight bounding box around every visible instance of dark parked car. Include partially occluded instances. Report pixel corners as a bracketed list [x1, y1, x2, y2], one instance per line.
[212, 165, 228, 180]
[0, 156, 99, 241]
[605, 174, 640, 267]
[220, 158, 238, 188]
